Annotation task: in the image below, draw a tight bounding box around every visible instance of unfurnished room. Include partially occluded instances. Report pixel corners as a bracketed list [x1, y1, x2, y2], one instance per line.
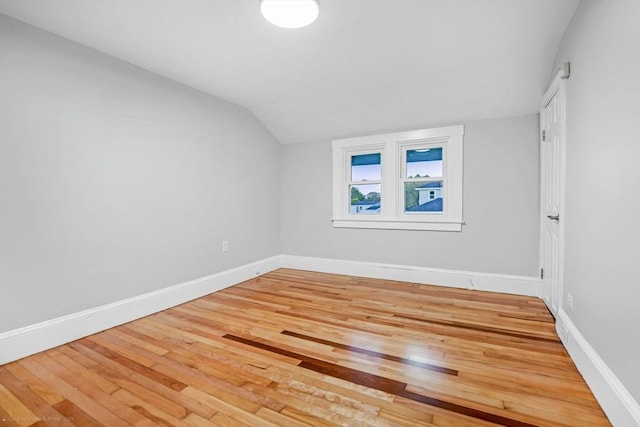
[0, 0, 638, 426]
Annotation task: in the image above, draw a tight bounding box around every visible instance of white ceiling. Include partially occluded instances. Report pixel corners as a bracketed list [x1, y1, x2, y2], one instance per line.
[0, 0, 579, 144]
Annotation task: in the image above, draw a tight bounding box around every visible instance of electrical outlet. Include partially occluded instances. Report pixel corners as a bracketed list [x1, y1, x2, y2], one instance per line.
[222, 240, 229, 253]
[566, 293, 574, 310]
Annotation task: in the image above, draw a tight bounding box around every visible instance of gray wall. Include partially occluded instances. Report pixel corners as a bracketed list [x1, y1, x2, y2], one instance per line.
[281, 114, 540, 277]
[0, 15, 281, 332]
[552, 0, 640, 403]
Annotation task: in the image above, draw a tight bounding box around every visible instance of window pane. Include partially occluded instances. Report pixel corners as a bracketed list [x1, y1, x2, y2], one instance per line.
[351, 153, 381, 182]
[350, 184, 381, 214]
[407, 148, 442, 178]
[405, 181, 443, 213]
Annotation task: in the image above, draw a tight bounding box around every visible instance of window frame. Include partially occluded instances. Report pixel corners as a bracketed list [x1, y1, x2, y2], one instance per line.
[332, 125, 464, 231]
[347, 150, 383, 216]
[398, 139, 447, 219]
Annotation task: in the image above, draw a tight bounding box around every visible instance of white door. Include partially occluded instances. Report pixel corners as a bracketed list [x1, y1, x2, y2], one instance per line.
[540, 72, 566, 318]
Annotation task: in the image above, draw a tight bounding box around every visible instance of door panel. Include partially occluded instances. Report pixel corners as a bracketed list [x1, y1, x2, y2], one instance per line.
[540, 87, 564, 318]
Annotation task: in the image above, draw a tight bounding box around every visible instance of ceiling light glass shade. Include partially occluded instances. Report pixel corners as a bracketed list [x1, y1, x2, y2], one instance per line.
[260, 0, 319, 29]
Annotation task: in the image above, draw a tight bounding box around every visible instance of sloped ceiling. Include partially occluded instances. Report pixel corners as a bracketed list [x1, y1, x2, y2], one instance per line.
[0, 0, 579, 144]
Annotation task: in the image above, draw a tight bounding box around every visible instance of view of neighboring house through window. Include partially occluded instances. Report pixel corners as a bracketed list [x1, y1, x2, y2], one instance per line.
[403, 147, 444, 213]
[350, 153, 381, 214]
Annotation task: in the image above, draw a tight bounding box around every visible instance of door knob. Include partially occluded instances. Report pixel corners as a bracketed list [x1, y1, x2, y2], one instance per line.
[547, 214, 560, 222]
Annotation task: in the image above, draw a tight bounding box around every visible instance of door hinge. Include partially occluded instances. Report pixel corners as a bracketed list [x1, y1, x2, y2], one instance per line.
[540, 268, 544, 279]
[542, 129, 546, 142]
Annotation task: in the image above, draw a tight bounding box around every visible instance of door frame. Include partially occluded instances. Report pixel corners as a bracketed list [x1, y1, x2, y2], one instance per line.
[539, 68, 568, 317]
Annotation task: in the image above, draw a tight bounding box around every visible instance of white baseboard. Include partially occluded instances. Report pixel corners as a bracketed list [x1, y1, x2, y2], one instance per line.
[0, 256, 281, 365]
[0, 255, 542, 365]
[3, 253, 634, 426]
[557, 310, 640, 426]
[280, 255, 541, 297]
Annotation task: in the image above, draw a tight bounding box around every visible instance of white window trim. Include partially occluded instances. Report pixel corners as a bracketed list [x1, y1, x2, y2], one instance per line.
[332, 125, 464, 231]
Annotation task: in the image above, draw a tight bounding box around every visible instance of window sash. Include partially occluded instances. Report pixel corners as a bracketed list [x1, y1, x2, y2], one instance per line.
[343, 148, 385, 217]
[400, 144, 446, 217]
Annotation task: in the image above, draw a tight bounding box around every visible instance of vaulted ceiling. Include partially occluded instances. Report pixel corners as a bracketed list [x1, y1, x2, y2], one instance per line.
[0, 0, 579, 144]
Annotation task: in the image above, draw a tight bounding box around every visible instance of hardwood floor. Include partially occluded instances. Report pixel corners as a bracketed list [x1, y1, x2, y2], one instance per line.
[0, 268, 610, 426]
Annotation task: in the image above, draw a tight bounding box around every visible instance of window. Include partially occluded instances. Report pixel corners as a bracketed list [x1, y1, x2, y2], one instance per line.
[349, 153, 381, 215]
[332, 125, 464, 231]
[403, 147, 444, 214]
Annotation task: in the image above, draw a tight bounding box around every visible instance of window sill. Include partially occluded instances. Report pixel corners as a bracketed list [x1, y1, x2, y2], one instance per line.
[331, 219, 463, 231]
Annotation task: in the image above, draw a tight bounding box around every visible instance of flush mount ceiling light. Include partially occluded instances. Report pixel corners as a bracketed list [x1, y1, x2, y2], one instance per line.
[260, 0, 319, 29]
